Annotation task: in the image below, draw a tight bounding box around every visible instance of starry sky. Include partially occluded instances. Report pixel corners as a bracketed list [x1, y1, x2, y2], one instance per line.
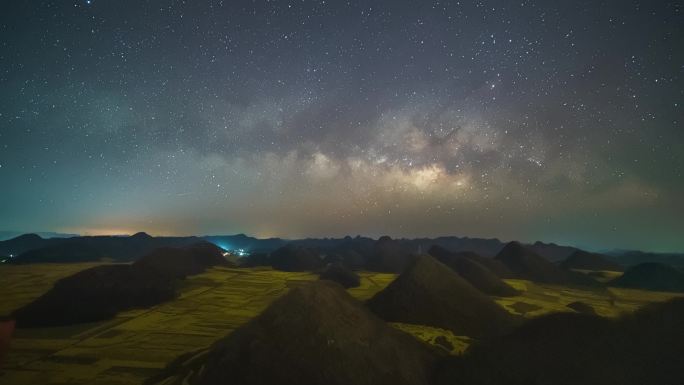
[0, 0, 682, 252]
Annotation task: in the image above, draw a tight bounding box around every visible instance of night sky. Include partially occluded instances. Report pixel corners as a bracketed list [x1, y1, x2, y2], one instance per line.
[0, 1, 682, 251]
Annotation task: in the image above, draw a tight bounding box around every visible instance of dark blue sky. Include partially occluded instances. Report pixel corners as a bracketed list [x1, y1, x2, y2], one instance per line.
[0, 0, 682, 251]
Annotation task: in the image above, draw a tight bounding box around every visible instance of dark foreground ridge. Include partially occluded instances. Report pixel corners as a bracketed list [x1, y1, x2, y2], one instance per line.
[367, 255, 518, 338]
[436, 297, 684, 385]
[12, 242, 230, 327]
[147, 280, 441, 385]
[611, 262, 684, 292]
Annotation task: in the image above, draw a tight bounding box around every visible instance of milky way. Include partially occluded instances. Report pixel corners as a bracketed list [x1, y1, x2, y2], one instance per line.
[0, 1, 682, 251]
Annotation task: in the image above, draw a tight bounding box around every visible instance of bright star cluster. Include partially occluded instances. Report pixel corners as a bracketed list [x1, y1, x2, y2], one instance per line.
[0, 0, 682, 251]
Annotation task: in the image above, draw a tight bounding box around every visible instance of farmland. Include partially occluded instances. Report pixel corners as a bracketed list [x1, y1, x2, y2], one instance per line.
[0, 265, 392, 385]
[1, 263, 682, 385]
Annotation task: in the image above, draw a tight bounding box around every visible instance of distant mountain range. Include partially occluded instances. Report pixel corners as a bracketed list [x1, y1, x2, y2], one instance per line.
[0, 233, 202, 263]
[0, 231, 80, 242]
[0, 232, 682, 267]
[603, 250, 684, 268]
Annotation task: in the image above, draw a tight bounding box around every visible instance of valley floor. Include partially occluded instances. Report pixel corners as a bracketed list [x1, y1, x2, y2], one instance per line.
[0, 264, 681, 385]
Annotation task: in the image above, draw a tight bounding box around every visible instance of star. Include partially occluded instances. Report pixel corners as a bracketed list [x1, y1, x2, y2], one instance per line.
[0, 0, 680, 251]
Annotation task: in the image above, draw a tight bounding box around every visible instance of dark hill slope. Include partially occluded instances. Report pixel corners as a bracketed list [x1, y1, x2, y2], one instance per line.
[611, 263, 684, 292]
[365, 236, 414, 272]
[428, 246, 517, 296]
[440, 255, 518, 297]
[12, 264, 175, 327]
[0, 233, 53, 257]
[134, 241, 232, 278]
[561, 250, 623, 271]
[202, 234, 287, 253]
[367, 255, 517, 338]
[146, 280, 440, 385]
[606, 250, 684, 269]
[323, 249, 366, 270]
[269, 244, 324, 271]
[428, 245, 513, 278]
[319, 262, 361, 288]
[238, 252, 271, 267]
[12, 243, 230, 327]
[495, 242, 599, 286]
[436, 297, 684, 385]
[527, 241, 579, 262]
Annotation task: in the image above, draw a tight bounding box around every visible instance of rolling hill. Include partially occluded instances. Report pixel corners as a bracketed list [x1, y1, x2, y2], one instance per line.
[367, 255, 517, 338]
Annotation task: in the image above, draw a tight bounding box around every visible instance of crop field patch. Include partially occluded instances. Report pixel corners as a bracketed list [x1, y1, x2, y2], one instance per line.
[509, 301, 542, 315]
[390, 323, 471, 355]
[496, 279, 684, 318]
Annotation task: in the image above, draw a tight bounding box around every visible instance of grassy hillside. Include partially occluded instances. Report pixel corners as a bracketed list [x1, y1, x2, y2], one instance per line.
[0, 263, 114, 317]
[1, 263, 682, 385]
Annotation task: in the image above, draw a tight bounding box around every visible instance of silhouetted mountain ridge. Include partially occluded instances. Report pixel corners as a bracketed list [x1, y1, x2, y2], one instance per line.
[1, 232, 589, 265]
[0, 231, 79, 242]
[3, 234, 203, 263]
[605, 250, 684, 268]
[4, 233, 682, 278]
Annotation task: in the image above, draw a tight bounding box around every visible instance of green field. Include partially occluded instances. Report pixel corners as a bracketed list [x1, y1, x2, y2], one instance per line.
[1, 263, 682, 385]
[496, 278, 683, 318]
[0, 265, 395, 385]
